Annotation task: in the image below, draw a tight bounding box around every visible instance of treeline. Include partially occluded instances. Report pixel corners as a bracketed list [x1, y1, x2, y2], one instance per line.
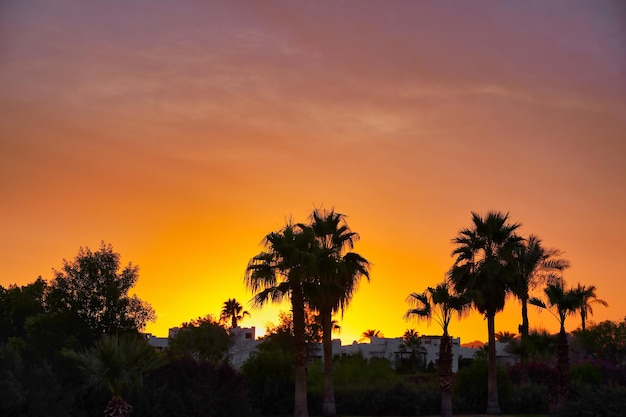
[1, 209, 625, 417]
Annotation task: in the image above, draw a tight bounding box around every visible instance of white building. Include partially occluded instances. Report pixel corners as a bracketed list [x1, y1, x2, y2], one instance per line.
[147, 328, 515, 372]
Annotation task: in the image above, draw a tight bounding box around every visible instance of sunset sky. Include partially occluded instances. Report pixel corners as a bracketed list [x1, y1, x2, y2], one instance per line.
[1, 1, 625, 345]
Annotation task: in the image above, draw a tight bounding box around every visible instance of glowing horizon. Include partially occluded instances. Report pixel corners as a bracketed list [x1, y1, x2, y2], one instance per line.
[1, 1, 624, 345]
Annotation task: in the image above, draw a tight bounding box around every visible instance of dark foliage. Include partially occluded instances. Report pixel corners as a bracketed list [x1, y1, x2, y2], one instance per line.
[452, 358, 512, 414]
[559, 384, 626, 417]
[132, 357, 254, 417]
[507, 359, 558, 386]
[241, 349, 294, 416]
[168, 315, 231, 363]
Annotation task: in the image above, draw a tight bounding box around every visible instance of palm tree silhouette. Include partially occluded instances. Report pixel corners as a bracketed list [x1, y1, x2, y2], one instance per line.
[530, 279, 580, 413]
[449, 211, 522, 415]
[573, 283, 608, 331]
[511, 235, 569, 382]
[306, 208, 370, 417]
[245, 223, 317, 417]
[495, 330, 517, 343]
[220, 298, 250, 328]
[65, 333, 165, 417]
[405, 281, 470, 417]
[360, 329, 383, 342]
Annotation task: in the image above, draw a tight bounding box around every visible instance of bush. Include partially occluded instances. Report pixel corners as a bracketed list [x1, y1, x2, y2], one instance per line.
[133, 358, 254, 417]
[504, 383, 548, 414]
[453, 358, 512, 414]
[559, 384, 626, 417]
[241, 350, 294, 416]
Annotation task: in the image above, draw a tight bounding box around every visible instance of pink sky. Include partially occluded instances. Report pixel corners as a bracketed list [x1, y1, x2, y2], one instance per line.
[1, 0, 625, 344]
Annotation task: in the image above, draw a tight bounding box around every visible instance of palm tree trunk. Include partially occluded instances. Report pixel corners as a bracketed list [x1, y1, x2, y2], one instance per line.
[439, 334, 453, 417]
[292, 284, 309, 417]
[520, 296, 529, 384]
[321, 309, 337, 417]
[580, 308, 587, 331]
[486, 313, 500, 415]
[555, 329, 569, 414]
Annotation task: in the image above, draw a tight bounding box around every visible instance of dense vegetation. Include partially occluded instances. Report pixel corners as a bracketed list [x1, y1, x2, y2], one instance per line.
[1, 210, 623, 416]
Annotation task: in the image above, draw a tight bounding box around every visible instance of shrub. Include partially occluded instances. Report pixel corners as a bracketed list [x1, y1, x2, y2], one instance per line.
[133, 357, 254, 417]
[453, 358, 512, 414]
[559, 384, 626, 417]
[241, 350, 294, 416]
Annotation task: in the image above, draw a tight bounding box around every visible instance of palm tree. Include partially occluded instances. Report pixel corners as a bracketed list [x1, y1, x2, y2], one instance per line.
[245, 223, 318, 417]
[400, 329, 421, 372]
[306, 208, 370, 417]
[530, 280, 581, 413]
[449, 211, 522, 415]
[219, 298, 250, 328]
[512, 235, 570, 340]
[360, 329, 383, 342]
[405, 281, 470, 417]
[573, 283, 608, 331]
[64, 333, 165, 417]
[511, 235, 569, 383]
[495, 330, 517, 343]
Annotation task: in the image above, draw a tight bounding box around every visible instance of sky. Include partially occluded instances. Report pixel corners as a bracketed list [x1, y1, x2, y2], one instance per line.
[1, 0, 625, 345]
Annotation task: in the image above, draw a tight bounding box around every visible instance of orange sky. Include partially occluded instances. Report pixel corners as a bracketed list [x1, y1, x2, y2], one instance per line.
[1, 1, 625, 345]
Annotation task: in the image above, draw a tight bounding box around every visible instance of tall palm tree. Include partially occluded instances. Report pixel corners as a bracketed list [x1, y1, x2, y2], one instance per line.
[306, 208, 370, 417]
[573, 283, 608, 331]
[65, 333, 165, 417]
[405, 281, 470, 417]
[245, 223, 318, 417]
[511, 235, 569, 384]
[360, 329, 383, 342]
[449, 211, 522, 415]
[530, 280, 581, 413]
[219, 298, 250, 328]
[512, 235, 570, 341]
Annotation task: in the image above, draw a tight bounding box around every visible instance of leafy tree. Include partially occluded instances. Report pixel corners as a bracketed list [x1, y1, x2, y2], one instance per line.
[530, 280, 581, 413]
[572, 317, 626, 364]
[449, 211, 522, 415]
[245, 223, 318, 417]
[65, 333, 165, 417]
[572, 283, 608, 331]
[0, 278, 46, 342]
[168, 315, 231, 363]
[257, 308, 322, 355]
[219, 298, 250, 329]
[47, 242, 155, 342]
[306, 207, 370, 417]
[405, 281, 470, 417]
[360, 329, 384, 342]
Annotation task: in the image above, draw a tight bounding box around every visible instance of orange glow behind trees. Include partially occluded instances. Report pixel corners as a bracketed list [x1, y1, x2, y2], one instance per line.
[1, 1, 625, 345]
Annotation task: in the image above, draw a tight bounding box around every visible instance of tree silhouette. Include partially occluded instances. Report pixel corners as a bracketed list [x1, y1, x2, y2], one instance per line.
[573, 283, 608, 331]
[219, 298, 250, 328]
[405, 281, 470, 417]
[47, 242, 155, 341]
[449, 211, 522, 415]
[495, 331, 517, 343]
[245, 223, 317, 417]
[306, 207, 370, 417]
[360, 329, 383, 342]
[530, 279, 581, 413]
[65, 333, 165, 417]
[511, 234, 569, 382]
